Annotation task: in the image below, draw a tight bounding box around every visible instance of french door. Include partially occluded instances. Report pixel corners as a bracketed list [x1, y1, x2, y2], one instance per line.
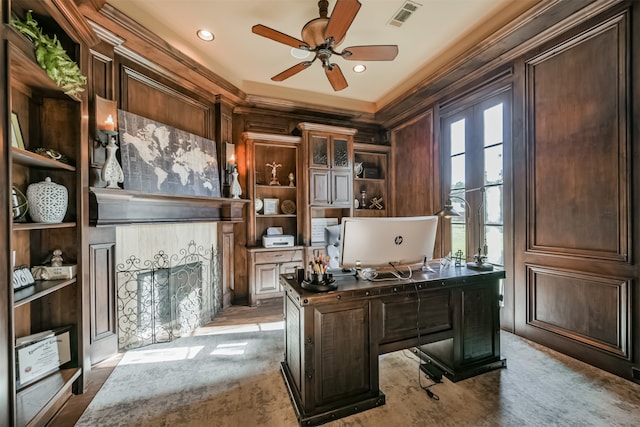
[440, 87, 512, 325]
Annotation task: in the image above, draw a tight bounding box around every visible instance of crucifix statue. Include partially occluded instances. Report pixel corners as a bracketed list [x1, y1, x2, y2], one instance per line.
[266, 161, 282, 185]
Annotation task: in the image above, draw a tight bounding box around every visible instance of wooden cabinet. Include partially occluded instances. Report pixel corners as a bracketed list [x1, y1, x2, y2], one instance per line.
[298, 122, 356, 246]
[243, 132, 302, 246]
[248, 247, 304, 306]
[300, 122, 355, 207]
[244, 132, 303, 305]
[353, 143, 391, 217]
[2, 2, 96, 425]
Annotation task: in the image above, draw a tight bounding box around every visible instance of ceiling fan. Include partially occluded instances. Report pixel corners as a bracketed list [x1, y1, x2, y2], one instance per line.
[252, 0, 399, 91]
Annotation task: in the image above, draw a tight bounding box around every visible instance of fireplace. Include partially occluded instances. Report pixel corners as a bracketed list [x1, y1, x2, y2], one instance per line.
[115, 223, 220, 350]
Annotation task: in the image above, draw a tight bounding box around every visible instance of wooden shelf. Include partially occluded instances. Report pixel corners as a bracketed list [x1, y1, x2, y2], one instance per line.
[257, 214, 297, 218]
[12, 147, 76, 171]
[14, 278, 77, 308]
[12, 222, 77, 231]
[256, 184, 296, 189]
[354, 209, 388, 217]
[16, 368, 81, 427]
[7, 27, 80, 101]
[355, 177, 385, 183]
[90, 187, 250, 225]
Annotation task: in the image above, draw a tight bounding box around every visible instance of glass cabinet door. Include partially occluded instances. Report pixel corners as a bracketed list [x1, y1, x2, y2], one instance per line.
[311, 135, 329, 167]
[332, 138, 349, 168]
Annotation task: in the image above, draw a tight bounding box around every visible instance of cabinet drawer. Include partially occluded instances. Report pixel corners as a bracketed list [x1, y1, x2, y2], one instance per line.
[255, 250, 303, 264]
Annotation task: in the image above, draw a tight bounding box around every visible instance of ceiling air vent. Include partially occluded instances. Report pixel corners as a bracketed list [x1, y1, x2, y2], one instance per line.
[388, 0, 422, 28]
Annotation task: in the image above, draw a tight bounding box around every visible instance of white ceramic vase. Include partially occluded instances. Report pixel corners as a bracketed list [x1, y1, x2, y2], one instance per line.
[27, 177, 68, 223]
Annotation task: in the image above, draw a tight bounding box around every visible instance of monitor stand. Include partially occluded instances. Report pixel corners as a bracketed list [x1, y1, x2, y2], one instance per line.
[327, 268, 357, 277]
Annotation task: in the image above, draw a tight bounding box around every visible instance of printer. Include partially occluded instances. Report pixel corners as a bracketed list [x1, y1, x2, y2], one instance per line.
[262, 227, 295, 248]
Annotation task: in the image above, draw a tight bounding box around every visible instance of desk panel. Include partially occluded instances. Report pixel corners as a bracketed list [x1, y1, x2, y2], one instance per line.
[380, 289, 452, 345]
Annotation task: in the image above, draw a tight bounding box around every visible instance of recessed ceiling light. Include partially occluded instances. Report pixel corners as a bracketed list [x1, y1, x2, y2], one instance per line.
[196, 29, 214, 42]
[290, 48, 311, 59]
[353, 64, 366, 73]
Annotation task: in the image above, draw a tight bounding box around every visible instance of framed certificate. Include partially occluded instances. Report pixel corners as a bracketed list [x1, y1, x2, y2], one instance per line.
[263, 198, 279, 215]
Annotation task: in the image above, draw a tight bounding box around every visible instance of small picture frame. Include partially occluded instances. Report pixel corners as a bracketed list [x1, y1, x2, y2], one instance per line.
[11, 112, 25, 150]
[13, 266, 35, 290]
[263, 198, 279, 215]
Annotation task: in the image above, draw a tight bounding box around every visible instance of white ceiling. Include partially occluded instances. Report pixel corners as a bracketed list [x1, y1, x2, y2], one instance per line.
[106, 0, 537, 113]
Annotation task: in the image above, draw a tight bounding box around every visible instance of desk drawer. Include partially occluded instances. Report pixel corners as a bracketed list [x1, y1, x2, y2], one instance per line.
[380, 289, 452, 344]
[255, 249, 303, 264]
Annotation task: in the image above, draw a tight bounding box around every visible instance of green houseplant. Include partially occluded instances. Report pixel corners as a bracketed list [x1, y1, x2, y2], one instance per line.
[10, 10, 87, 96]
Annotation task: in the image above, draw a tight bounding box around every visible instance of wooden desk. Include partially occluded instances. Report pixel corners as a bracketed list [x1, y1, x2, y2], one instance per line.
[280, 268, 506, 426]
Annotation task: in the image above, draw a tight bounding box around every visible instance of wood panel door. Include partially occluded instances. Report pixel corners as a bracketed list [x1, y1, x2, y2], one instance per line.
[89, 240, 117, 365]
[514, 7, 638, 381]
[313, 300, 373, 407]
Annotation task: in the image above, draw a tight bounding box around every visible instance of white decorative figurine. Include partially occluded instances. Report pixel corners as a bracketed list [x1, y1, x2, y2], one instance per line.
[230, 166, 242, 199]
[288, 172, 295, 187]
[51, 249, 63, 267]
[102, 136, 124, 188]
[266, 161, 282, 185]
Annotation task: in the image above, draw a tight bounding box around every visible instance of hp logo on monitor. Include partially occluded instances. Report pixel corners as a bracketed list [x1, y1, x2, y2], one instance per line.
[394, 235, 403, 245]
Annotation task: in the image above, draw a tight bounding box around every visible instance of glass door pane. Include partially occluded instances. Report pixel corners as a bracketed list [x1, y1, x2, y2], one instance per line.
[482, 101, 504, 266]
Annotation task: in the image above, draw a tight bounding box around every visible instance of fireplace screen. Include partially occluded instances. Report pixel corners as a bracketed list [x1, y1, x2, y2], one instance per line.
[117, 241, 220, 350]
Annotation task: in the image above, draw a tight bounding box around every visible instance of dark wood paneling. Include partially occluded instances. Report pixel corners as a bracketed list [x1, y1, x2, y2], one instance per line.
[380, 291, 451, 344]
[390, 110, 436, 218]
[219, 223, 234, 308]
[90, 48, 113, 99]
[526, 265, 630, 358]
[462, 286, 497, 361]
[526, 13, 628, 261]
[314, 301, 370, 404]
[285, 295, 301, 390]
[1, 15, 13, 424]
[119, 64, 212, 138]
[89, 47, 114, 169]
[89, 240, 117, 365]
[514, 5, 637, 382]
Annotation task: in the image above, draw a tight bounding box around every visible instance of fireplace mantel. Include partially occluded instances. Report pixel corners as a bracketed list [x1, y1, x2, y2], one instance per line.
[90, 187, 249, 226]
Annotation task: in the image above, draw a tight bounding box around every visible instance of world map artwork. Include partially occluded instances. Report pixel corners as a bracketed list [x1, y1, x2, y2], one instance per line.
[117, 110, 221, 197]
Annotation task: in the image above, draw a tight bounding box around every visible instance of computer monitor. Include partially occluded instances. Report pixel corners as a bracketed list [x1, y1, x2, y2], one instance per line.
[324, 224, 342, 269]
[339, 216, 439, 272]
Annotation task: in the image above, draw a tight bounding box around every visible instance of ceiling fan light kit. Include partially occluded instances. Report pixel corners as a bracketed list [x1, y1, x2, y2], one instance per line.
[252, 0, 398, 91]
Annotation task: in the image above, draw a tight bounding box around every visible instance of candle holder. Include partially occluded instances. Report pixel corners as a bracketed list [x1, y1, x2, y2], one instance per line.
[94, 95, 123, 188]
[94, 95, 118, 147]
[102, 135, 124, 188]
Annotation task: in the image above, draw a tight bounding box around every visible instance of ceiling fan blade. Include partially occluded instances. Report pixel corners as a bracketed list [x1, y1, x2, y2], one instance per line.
[272, 61, 313, 81]
[324, 0, 361, 45]
[325, 63, 348, 91]
[342, 45, 399, 61]
[252, 24, 309, 49]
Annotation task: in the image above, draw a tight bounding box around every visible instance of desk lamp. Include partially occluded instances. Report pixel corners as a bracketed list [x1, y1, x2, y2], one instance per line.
[436, 187, 493, 271]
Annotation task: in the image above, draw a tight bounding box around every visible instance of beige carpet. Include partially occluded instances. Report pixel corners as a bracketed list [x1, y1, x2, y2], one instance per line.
[76, 323, 640, 427]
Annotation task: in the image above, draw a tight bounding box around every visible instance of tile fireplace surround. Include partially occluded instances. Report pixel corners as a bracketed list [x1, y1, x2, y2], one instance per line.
[115, 223, 220, 350]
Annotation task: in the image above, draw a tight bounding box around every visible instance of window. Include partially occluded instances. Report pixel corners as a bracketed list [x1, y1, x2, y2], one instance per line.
[441, 90, 510, 267]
